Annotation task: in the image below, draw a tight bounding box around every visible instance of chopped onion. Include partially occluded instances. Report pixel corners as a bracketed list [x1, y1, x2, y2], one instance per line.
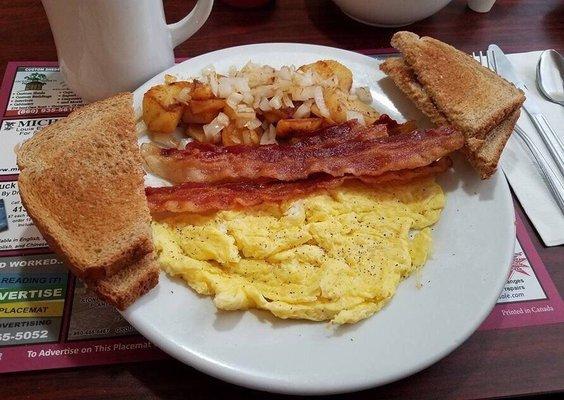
[252, 85, 275, 98]
[235, 104, 256, 120]
[209, 73, 219, 97]
[226, 92, 244, 108]
[175, 87, 191, 104]
[164, 74, 177, 84]
[218, 77, 234, 98]
[278, 66, 292, 81]
[245, 118, 262, 130]
[276, 79, 293, 90]
[282, 94, 294, 108]
[313, 86, 330, 118]
[177, 138, 193, 150]
[293, 100, 312, 119]
[356, 86, 373, 103]
[260, 124, 278, 145]
[233, 77, 251, 93]
[269, 95, 282, 110]
[295, 70, 314, 87]
[290, 86, 316, 101]
[203, 112, 229, 142]
[259, 97, 272, 112]
[243, 92, 254, 105]
[346, 110, 366, 125]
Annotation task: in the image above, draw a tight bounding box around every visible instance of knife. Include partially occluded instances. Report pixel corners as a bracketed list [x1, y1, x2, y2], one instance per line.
[488, 44, 564, 177]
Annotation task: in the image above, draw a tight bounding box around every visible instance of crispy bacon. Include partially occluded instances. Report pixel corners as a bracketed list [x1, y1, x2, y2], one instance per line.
[141, 124, 463, 184]
[146, 158, 452, 214]
[287, 119, 388, 142]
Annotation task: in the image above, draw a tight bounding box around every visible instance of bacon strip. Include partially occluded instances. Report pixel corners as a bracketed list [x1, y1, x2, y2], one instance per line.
[146, 158, 452, 214]
[287, 119, 388, 142]
[141, 124, 463, 184]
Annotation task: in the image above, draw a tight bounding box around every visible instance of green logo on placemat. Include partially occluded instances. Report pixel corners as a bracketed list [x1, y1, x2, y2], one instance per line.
[23, 73, 47, 91]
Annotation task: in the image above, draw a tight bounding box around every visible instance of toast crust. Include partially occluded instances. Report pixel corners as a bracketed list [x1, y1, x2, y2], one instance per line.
[461, 108, 521, 179]
[86, 253, 160, 310]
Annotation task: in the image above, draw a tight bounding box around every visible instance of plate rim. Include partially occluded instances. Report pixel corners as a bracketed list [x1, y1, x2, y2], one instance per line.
[125, 43, 516, 395]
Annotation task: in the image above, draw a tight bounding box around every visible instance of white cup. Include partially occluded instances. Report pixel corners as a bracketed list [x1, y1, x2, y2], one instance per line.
[467, 0, 496, 13]
[41, 0, 214, 102]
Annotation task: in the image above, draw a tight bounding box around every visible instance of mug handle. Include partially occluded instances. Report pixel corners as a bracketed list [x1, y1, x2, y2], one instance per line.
[167, 0, 214, 47]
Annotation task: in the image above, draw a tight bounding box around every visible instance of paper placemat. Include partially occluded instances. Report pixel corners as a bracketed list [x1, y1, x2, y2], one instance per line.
[0, 60, 562, 374]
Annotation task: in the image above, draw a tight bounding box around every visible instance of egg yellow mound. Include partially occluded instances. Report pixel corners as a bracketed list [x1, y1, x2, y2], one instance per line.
[153, 178, 445, 324]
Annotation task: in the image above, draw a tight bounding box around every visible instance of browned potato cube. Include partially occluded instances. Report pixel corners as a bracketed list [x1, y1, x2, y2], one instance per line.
[262, 108, 294, 124]
[182, 108, 222, 124]
[142, 81, 191, 133]
[185, 124, 206, 142]
[276, 118, 323, 137]
[221, 123, 260, 146]
[191, 80, 215, 100]
[299, 60, 353, 92]
[323, 88, 379, 125]
[189, 99, 225, 115]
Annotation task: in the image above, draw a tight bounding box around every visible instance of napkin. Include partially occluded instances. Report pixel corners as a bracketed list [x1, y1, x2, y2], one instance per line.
[500, 51, 564, 247]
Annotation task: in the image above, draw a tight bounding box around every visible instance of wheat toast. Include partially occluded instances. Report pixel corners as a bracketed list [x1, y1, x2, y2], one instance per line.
[389, 31, 524, 140]
[17, 93, 158, 308]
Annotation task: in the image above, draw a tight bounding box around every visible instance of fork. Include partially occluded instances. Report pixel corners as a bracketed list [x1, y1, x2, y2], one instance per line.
[473, 51, 564, 213]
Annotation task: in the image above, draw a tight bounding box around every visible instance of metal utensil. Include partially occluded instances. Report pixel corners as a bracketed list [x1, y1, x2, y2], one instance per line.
[473, 51, 564, 214]
[513, 125, 564, 212]
[488, 44, 564, 177]
[537, 49, 564, 106]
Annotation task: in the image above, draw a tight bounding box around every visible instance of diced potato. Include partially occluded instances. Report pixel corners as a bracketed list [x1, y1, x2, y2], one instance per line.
[142, 81, 191, 133]
[276, 118, 323, 137]
[323, 88, 379, 125]
[262, 108, 294, 124]
[186, 124, 206, 142]
[191, 80, 215, 100]
[189, 99, 225, 115]
[182, 108, 222, 124]
[221, 123, 260, 146]
[299, 60, 353, 92]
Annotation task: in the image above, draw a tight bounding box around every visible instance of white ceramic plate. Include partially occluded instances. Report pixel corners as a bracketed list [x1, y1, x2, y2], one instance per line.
[124, 44, 515, 395]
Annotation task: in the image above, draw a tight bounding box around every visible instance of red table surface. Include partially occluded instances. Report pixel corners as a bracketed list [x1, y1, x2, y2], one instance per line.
[0, 0, 563, 399]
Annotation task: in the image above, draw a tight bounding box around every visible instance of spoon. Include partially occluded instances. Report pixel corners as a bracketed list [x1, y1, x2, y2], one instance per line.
[537, 49, 564, 106]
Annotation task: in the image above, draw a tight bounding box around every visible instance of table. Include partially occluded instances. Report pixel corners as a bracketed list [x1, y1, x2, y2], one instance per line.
[1, 0, 563, 399]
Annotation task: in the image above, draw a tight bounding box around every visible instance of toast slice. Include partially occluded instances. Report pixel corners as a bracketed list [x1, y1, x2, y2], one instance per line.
[380, 33, 525, 178]
[17, 93, 154, 285]
[390, 31, 524, 140]
[86, 253, 159, 310]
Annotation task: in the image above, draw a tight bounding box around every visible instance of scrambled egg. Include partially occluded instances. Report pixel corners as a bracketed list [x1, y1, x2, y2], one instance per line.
[153, 178, 444, 324]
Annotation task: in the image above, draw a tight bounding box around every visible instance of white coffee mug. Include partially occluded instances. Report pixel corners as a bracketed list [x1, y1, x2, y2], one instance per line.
[42, 0, 214, 102]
